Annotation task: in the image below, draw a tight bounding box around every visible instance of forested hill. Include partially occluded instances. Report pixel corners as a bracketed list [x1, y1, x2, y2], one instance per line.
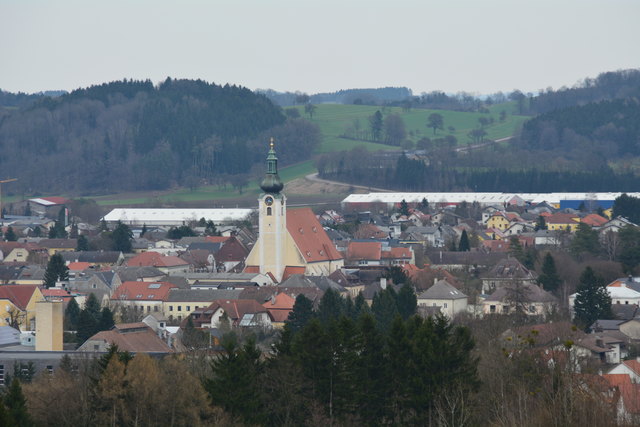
[518, 97, 640, 157]
[529, 69, 640, 114]
[0, 79, 320, 195]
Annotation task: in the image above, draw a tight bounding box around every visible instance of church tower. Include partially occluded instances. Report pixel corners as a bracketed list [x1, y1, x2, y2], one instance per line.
[256, 138, 287, 280]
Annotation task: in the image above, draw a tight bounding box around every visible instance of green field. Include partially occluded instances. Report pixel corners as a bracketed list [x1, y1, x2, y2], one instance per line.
[88, 103, 526, 207]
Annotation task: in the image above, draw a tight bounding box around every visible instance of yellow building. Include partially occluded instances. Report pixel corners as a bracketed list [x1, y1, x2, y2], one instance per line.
[545, 213, 580, 232]
[245, 141, 343, 282]
[35, 300, 63, 351]
[0, 285, 45, 331]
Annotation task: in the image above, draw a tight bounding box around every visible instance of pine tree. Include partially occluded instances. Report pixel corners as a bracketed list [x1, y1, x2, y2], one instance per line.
[140, 223, 148, 237]
[396, 284, 417, 319]
[458, 230, 470, 251]
[574, 266, 613, 330]
[76, 234, 89, 251]
[535, 215, 548, 231]
[372, 288, 399, 331]
[99, 307, 115, 331]
[111, 221, 133, 252]
[286, 294, 314, 332]
[538, 253, 562, 292]
[43, 253, 69, 288]
[64, 297, 80, 330]
[3, 226, 17, 242]
[399, 199, 410, 216]
[3, 378, 32, 427]
[317, 289, 345, 323]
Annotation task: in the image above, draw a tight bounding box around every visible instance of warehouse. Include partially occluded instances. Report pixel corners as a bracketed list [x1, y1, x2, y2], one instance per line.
[102, 208, 254, 227]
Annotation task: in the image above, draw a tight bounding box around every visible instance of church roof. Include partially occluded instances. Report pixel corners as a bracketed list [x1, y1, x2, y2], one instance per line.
[286, 208, 343, 263]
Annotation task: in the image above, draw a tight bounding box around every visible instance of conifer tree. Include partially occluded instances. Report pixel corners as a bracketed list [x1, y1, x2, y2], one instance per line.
[99, 307, 115, 331]
[76, 234, 89, 251]
[574, 266, 613, 330]
[458, 230, 470, 251]
[64, 297, 80, 330]
[286, 294, 314, 332]
[538, 253, 562, 292]
[43, 253, 69, 288]
[3, 378, 32, 427]
[3, 226, 17, 242]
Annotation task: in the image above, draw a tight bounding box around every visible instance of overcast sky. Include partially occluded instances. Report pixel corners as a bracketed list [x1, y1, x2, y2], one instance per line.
[1, 0, 638, 96]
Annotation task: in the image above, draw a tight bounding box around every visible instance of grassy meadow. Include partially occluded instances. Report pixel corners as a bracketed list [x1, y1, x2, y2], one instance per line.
[86, 102, 527, 207]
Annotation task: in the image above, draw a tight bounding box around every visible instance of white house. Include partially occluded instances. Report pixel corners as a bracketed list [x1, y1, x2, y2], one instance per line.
[417, 280, 468, 318]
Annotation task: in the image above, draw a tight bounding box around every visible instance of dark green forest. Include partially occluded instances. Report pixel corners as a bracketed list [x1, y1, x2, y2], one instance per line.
[0, 79, 320, 195]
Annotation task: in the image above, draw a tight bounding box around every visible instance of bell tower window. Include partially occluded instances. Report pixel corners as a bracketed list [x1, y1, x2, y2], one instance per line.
[267, 207, 272, 216]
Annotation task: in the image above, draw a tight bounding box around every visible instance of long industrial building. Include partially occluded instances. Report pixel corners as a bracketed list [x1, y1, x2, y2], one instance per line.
[102, 208, 254, 227]
[341, 192, 640, 210]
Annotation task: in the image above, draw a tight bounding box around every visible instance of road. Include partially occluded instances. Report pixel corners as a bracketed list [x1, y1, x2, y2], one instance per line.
[305, 173, 392, 192]
[455, 136, 514, 152]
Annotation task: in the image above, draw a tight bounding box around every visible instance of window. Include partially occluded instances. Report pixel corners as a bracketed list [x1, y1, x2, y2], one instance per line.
[267, 207, 272, 216]
[94, 344, 100, 351]
[169, 306, 173, 312]
[178, 306, 182, 312]
[626, 301, 629, 305]
[186, 306, 191, 311]
[92, 284, 97, 289]
[502, 305, 509, 314]
[443, 303, 448, 308]
[154, 306, 158, 312]
[529, 305, 536, 313]
[490, 305, 496, 313]
[147, 306, 151, 312]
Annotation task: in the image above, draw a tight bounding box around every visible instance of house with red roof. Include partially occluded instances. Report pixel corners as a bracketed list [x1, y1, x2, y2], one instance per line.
[111, 281, 177, 316]
[191, 299, 271, 329]
[78, 322, 172, 353]
[581, 213, 609, 227]
[0, 284, 45, 330]
[262, 292, 295, 327]
[346, 241, 414, 266]
[126, 251, 190, 275]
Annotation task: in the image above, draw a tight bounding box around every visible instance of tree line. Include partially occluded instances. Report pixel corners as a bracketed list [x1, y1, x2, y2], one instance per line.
[0, 79, 321, 195]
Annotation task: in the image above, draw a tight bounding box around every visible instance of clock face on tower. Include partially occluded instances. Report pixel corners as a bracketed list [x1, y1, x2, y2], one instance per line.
[265, 196, 274, 206]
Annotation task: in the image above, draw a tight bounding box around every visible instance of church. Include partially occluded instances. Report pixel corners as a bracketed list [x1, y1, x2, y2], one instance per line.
[244, 140, 344, 282]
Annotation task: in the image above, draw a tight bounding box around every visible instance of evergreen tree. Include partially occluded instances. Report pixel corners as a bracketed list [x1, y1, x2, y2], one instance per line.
[64, 297, 80, 330]
[618, 225, 640, 273]
[3, 378, 32, 427]
[317, 288, 345, 323]
[3, 226, 16, 242]
[538, 253, 562, 293]
[399, 199, 410, 216]
[535, 215, 548, 231]
[574, 266, 613, 330]
[369, 110, 383, 141]
[372, 288, 400, 331]
[420, 197, 429, 213]
[98, 307, 115, 331]
[76, 309, 97, 344]
[140, 223, 148, 237]
[43, 253, 69, 288]
[286, 294, 314, 332]
[69, 223, 79, 239]
[570, 223, 601, 258]
[509, 236, 524, 260]
[204, 334, 264, 425]
[396, 284, 417, 319]
[205, 220, 220, 236]
[458, 230, 470, 251]
[76, 234, 89, 251]
[111, 221, 132, 252]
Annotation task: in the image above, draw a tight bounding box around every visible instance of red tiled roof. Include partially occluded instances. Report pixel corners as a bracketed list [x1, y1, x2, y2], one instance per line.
[41, 288, 71, 298]
[347, 241, 382, 261]
[382, 247, 412, 259]
[603, 374, 632, 388]
[67, 262, 92, 271]
[126, 251, 189, 268]
[545, 213, 579, 225]
[354, 223, 387, 239]
[214, 237, 248, 263]
[40, 197, 69, 205]
[286, 208, 343, 263]
[205, 236, 230, 244]
[111, 281, 177, 301]
[282, 266, 306, 281]
[244, 265, 260, 273]
[87, 326, 172, 353]
[581, 214, 609, 227]
[208, 299, 268, 321]
[0, 285, 39, 310]
[482, 240, 511, 252]
[623, 360, 640, 376]
[262, 292, 295, 310]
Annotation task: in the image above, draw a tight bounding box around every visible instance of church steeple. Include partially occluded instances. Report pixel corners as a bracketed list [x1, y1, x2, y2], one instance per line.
[260, 138, 284, 194]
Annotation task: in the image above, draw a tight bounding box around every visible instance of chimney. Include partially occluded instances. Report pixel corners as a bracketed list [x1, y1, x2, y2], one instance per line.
[380, 277, 387, 290]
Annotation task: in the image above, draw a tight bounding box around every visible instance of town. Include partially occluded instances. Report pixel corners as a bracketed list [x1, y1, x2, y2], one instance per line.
[0, 142, 639, 424]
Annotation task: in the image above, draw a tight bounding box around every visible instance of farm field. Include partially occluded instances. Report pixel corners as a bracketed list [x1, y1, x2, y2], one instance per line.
[67, 102, 527, 208]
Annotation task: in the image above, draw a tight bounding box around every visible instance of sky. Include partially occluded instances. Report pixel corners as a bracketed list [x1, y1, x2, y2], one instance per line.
[1, 0, 639, 96]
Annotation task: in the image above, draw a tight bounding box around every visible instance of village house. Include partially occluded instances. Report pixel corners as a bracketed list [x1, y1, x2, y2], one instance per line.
[0, 285, 45, 330]
[482, 282, 557, 317]
[417, 279, 468, 318]
[190, 299, 272, 329]
[78, 322, 173, 353]
[125, 251, 190, 275]
[111, 281, 177, 316]
[163, 288, 243, 322]
[481, 257, 538, 294]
